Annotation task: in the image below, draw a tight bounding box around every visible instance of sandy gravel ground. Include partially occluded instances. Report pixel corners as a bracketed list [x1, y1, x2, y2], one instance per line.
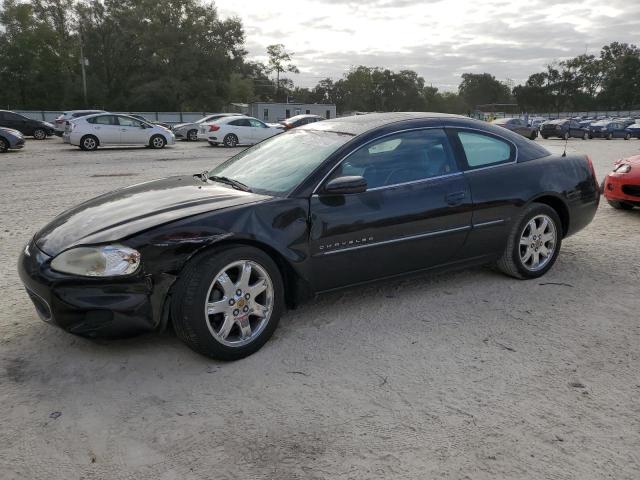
[1, 136, 639, 480]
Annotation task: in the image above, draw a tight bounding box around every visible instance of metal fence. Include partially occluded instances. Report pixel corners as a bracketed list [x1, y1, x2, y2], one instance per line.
[13, 110, 218, 125]
[488, 110, 640, 120]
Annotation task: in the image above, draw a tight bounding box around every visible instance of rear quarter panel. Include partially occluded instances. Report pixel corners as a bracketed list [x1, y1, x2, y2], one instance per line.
[461, 154, 599, 258]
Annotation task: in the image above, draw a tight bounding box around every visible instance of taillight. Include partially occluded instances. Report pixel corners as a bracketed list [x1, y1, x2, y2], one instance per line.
[208, 125, 220, 132]
[284, 123, 292, 129]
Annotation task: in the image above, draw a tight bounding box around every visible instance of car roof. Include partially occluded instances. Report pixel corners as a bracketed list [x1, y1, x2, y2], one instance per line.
[285, 114, 323, 121]
[302, 112, 464, 136]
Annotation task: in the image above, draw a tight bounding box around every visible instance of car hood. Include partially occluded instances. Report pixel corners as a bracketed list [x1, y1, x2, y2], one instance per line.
[35, 176, 270, 256]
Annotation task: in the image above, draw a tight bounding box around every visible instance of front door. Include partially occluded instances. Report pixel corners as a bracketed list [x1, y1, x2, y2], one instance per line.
[248, 118, 274, 143]
[117, 115, 148, 144]
[309, 128, 472, 292]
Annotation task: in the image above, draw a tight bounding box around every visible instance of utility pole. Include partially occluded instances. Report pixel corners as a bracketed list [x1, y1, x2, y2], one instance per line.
[79, 28, 88, 107]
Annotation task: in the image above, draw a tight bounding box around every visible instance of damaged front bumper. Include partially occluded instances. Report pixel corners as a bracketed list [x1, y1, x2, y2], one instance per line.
[17, 241, 175, 338]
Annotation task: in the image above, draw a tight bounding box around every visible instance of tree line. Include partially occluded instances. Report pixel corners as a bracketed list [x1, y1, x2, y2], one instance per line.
[1, 0, 638, 114]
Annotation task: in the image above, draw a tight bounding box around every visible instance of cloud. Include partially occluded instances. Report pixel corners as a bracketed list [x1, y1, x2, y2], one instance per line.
[213, 0, 639, 90]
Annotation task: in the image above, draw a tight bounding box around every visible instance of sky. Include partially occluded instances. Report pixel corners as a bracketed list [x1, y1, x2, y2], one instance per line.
[213, 0, 640, 91]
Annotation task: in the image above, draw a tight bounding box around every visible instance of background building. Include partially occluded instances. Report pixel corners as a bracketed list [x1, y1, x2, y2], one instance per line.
[247, 102, 336, 123]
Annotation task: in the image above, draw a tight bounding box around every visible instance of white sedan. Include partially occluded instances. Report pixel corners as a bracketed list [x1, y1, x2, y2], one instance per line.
[65, 113, 175, 151]
[199, 115, 282, 147]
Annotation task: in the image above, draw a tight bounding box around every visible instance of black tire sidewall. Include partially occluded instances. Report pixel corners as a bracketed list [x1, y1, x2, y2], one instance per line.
[150, 135, 166, 149]
[224, 134, 237, 147]
[80, 135, 98, 151]
[0, 137, 8, 152]
[509, 204, 563, 279]
[33, 128, 46, 140]
[172, 245, 285, 360]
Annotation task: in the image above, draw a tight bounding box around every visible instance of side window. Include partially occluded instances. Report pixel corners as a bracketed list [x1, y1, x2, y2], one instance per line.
[329, 129, 458, 190]
[5, 112, 24, 121]
[117, 116, 142, 127]
[248, 119, 266, 128]
[457, 131, 514, 168]
[89, 115, 117, 125]
[229, 119, 251, 127]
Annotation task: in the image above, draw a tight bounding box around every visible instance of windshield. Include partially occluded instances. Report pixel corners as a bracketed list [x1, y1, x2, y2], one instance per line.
[208, 129, 354, 195]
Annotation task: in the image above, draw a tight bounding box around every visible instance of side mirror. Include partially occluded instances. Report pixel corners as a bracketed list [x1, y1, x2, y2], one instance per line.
[322, 176, 367, 195]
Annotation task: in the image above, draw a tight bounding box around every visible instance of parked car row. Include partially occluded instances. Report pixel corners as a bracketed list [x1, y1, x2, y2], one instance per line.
[0, 110, 55, 139]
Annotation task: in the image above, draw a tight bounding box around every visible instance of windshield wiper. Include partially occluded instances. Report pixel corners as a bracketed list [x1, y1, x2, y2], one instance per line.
[208, 175, 252, 192]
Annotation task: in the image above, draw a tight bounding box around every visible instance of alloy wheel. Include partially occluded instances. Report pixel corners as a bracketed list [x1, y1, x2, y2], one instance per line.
[225, 135, 237, 147]
[0, 139, 7, 153]
[83, 137, 97, 150]
[519, 214, 557, 272]
[34, 129, 46, 140]
[152, 136, 165, 148]
[204, 260, 274, 347]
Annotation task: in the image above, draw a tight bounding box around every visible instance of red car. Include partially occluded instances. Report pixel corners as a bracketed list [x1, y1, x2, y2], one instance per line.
[603, 155, 640, 210]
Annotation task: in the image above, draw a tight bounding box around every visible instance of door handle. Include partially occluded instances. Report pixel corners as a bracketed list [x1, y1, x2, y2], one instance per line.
[445, 191, 466, 205]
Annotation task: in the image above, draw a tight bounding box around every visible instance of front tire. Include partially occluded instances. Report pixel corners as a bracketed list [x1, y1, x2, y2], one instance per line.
[0, 137, 8, 153]
[607, 199, 634, 210]
[79, 135, 98, 151]
[171, 245, 285, 360]
[33, 128, 47, 140]
[150, 135, 166, 149]
[497, 203, 562, 279]
[529, 131, 537, 140]
[223, 134, 238, 148]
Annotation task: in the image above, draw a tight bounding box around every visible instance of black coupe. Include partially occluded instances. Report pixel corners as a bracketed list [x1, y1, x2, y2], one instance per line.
[18, 113, 600, 360]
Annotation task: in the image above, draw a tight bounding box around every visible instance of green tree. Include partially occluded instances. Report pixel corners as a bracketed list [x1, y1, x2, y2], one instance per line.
[265, 44, 299, 101]
[458, 73, 511, 110]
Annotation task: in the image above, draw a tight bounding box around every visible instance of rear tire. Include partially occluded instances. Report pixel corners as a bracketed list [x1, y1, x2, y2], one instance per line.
[171, 245, 285, 360]
[33, 128, 47, 140]
[187, 129, 198, 141]
[150, 134, 166, 149]
[79, 135, 98, 151]
[624, 133, 631, 140]
[607, 199, 634, 210]
[497, 203, 562, 279]
[223, 134, 238, 147]
[0, 137, 8, 153]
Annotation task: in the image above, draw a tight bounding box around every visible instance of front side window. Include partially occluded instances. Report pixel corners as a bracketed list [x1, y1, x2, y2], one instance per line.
[329, 129, 458, 190]
[208, 130, 353, 195]
[457, 131, 514, 168]
[248, 119, 266, 128]
[117, 116, 143, 127]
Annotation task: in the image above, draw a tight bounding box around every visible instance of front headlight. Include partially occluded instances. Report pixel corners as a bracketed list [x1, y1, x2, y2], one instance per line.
[51, 245, 141, 277]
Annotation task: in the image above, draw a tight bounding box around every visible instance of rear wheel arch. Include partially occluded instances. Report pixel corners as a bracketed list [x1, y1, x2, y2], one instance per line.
[528, 195, 569, 237]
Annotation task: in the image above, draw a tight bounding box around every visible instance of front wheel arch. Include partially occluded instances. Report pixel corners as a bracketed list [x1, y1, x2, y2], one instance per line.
[167, 238, 308, 315]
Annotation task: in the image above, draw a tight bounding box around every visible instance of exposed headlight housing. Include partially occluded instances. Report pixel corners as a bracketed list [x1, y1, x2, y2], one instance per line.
[51, 245, 141, 277]
[614, 164, 631, 174]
